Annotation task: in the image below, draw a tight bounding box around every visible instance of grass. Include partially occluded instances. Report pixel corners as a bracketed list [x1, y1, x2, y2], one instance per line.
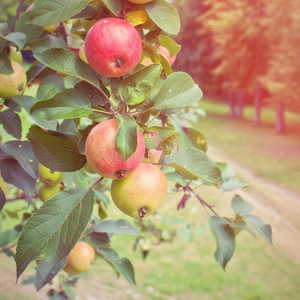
[195, 98, 300, 194]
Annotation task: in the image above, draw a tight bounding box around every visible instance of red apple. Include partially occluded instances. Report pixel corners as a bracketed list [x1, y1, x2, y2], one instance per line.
[159, 45, 176, 66]
[85, 119, 146, 179]
[84, 18, 142, 77]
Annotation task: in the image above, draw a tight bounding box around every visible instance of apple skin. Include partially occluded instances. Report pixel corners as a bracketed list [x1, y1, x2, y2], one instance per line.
[38, 184, 63, 202]
[39, 164, 63, 186]
[85, 119, 146, 179]
[110, 163, 168, 218]
[79, 44, 88, 63]
[8, 46, 23, 65]
[128, 0, 154, 3]
[63, 242, 96, 275]
[84, 18, 142, 77]
[159, 45, 176, 66]
[0, 62, 27, 99]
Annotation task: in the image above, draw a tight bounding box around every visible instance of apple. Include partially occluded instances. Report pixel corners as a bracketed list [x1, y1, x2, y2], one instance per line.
[38, 184, 63, 202]
[159, 45, 176, 66]
[0, 172, 10, 195]
[8, 46, 23, 65]
[79, 44, 88, 63]
[85, 119, 145, 179]
[39, 164, 63, 186]
[84, 18, 142, 77]
[0, 62, 27, 99]
[128, 0, 154, 3]
[143, 149, 163, 164]
[63, 242, 96, 275]
[110, 163, 168, 218]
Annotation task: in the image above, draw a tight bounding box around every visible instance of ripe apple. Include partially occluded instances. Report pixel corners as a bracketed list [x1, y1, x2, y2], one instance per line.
[143, 149, 163, 164]
[79, 44, 88, 63]
[8, 46, 23, 65]
[128, 0, 154, 3]
[110, 163, 168, 218]
[39, 164, 63, 186]
[159, 45, 176, 66]
[0, 172, 10, 196]
[38, 184, 63, 202]
[0, 62, 27, 99]
[63, 242, 96, 275]
[84, 18, 142, 77]
[85, 119, 145, 179]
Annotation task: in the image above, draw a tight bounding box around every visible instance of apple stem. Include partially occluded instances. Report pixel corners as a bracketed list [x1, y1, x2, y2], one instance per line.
[116, 170, 126, 179]
[139, 207, 147, 218]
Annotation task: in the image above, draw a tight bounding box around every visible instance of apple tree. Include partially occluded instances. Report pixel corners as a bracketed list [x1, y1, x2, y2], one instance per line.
[0, 0, 272, 297]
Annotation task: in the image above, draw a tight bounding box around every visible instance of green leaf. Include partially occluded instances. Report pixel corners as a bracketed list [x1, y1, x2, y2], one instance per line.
[97, 248, 136, 285]
[145, 0, 180, 35]
[28, 0, 89, 27]
[0, 110, 22, 140]
[94, 219, 142, 236]
[16, 189, 96, 281]
[159, 53, 172, 75]
[221, 178, 252, 192]
[0, 229, 20, 248]
[31, 89, 93, 120]
[36, 75, 64, 101]
[36, 258, 67, 292]
[14, 12, 44, 44]
[63, 169, 89, 189]
[0, 189, 5, 213]
[101, 0, 122, 16]
[119, 64, 162, 105]
[177, 228, 193, 242]
[143, 125, 176, 149]
[0, 32, 26, 50]
[27, 125, 86, 172]
[163, 148, 223, 186]
[209, 216, 235, 270]
[243, 215, 272, 245]
[0, 52, 13, 74]
[182, 127, 207, 153]
[12, 95, 58, 130]
[165, 172, 187, 186]
[33, 48, 100, 88]
[30, 35, 68, 54]
[115, 115, 138, 162]
[158, 35, 181, 57]
[153, 72, 203, 110]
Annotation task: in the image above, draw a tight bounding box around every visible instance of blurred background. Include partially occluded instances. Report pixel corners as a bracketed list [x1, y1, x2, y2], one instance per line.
[1, 0, 300, 299]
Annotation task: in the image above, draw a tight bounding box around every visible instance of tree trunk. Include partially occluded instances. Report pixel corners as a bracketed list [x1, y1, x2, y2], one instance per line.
[254, 83, 261, 127]
[228, 91, 236, 118]
[275, 102, 285, 134]
[237, 91, 245, 118]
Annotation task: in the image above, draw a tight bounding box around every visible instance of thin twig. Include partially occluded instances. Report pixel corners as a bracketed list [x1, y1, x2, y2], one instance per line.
[11, 0, 26, 32]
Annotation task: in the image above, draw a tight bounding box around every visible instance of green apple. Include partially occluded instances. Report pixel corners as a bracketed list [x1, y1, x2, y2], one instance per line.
[38, 184, 63, 202]
[110, 163, 168, 218]
[63, 242, 96, 275]
[8, 46, 23, 65]
[0, 62, 27, 99]
[39, 164, 63, 186]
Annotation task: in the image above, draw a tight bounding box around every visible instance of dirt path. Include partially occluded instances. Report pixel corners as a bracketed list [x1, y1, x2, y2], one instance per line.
[207, 145, 300, 263]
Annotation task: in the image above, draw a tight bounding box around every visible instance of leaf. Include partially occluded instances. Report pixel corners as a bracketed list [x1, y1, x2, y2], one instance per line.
[159, 53, 173, 76]
[221, 178, 252, 192]
[28, 0, 89, 27]
[0, 141, 39, 179]
[12, 95, 58, 130]
[209, 216, 235, 270]
[33, 48, 100, 88]
[115, 115, 138, 162]
[84, 232, 110, 247]
[177, 227, 193, 242]
[0, 229, 20, 248]
[31, 89, 93, 120]
[182, 127, 207, 153]
[63, 169, 89, 189]
[16, 189, 96, 281]
[27, 125, 86, 172]
[36, 258, 67, 291]
[0, 52, 13, 74]
[153, 72, 203, 110]
[14, 12, 44, 44]
[119, 64, 162, 105]
[0, 188, 5, 213]
[0, 109, 22, 140]
[36, 75, 65, 101]
[162, 148, 223, 186]
[158, 35, 181, 57]
[125, 10, 148, 27]
[165, 172, 187, 186]
[0, 158, 36, 202]
[97, 248, 136, 285]
[94, 220, 142, 236]
[101, 0, 122, 17]
[30, 35, 68, 54]
[145, 0, 180, 35]
[0, 32, 26, 50]
[143, 125, 176, 149]
[243, 215, 272, 245]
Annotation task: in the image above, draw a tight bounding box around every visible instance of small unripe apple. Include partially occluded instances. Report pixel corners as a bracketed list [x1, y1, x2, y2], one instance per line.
[128, 0, 154, 3]
[39, 164, 63, 186]
[38, 184, 63, 202]
[0, 62, 27, 99]
[63, 242, 96, 275]
[84, 18, 142, 77]
[0, 172, 10, 195]
[140, 54, 153, 66]
[79, 44, 88, 63]
[85, 119, 145, 179]
[159, 45, 176, 66]
[110, 163, 168, 218]
[8, 46, 23, 65]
